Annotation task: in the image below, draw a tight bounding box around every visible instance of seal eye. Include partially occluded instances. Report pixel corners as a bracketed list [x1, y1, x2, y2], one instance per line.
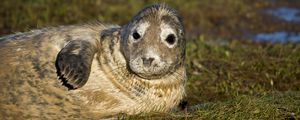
[165, 34, 176, 45]
[132, 32, 141, 40]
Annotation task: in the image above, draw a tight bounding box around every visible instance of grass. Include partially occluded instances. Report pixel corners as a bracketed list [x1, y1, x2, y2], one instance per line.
[120, 91, 300, 119]
[1, 0, 300, 119]
[186, 38, 300, 104]
[184, 38, 300, 119]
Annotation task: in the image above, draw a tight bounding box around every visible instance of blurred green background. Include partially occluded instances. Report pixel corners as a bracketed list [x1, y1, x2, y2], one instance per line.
[2, 0, 300, 40]
[1, 0, 300, 119]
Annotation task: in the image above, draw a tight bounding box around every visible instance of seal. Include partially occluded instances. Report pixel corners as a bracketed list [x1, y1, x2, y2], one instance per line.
[0, 3, 186, 119]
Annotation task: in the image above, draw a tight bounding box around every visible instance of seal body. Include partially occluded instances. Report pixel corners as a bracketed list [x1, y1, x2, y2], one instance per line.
[0, 25, 110, 119]
[0, 4, 186, 119]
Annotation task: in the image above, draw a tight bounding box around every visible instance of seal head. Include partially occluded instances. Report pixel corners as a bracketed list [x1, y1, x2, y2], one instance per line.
[121, 4, 185, 79]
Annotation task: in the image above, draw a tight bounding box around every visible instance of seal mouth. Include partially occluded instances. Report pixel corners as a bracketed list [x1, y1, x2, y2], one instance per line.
[127, 66, 167, 80]
[135, 72, 165, 80]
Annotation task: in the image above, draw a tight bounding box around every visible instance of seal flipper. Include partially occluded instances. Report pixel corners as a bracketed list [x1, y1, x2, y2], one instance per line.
[55, 40, 95, 90]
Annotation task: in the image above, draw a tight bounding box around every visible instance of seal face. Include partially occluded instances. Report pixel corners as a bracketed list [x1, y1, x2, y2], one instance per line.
[0, 3, 186, 119]
[121, 4, 185, 79]
[55, 4, 186, 89]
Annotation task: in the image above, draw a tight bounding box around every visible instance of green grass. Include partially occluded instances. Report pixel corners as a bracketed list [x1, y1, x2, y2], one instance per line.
[1, 0, 300, 119]
[186, 38, 300, 104]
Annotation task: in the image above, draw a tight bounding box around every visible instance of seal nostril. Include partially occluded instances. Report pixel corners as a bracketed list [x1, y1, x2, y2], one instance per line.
[142, 57, 155, 67]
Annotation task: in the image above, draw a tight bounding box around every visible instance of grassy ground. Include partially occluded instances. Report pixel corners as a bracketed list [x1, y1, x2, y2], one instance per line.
[186, 38, 300, 104]
[121, 91, 300, 119]
[186, 38, 300, 119]
[1, 0, 300, 119]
